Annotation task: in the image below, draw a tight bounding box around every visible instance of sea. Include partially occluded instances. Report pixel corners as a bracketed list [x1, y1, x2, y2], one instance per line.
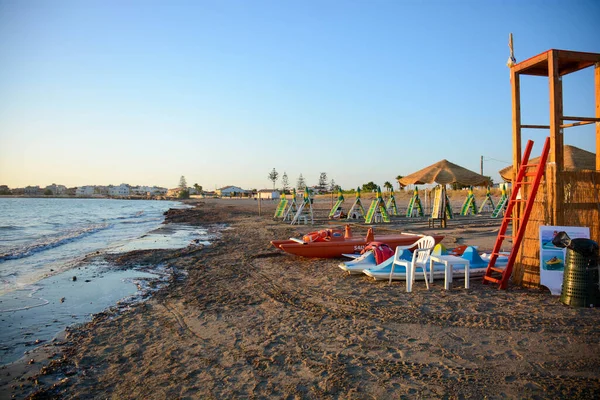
[0, 198, 214, 365]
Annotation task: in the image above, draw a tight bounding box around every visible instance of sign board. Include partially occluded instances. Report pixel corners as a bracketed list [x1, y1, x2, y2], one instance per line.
[539, 225, 590, 295]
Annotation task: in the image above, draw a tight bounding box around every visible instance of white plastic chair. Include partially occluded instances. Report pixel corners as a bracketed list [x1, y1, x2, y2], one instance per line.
[389, 235, 436, 292]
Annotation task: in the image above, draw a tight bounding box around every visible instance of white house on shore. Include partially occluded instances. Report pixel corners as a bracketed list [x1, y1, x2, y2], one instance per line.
[76, 186, 95, 196]
[24, 186, 41, 195]
[131, 185, 168, 196]
[45, 183, 67, 195]
[108, 184, 130, 197]
[216, 185, 248, 197]
[256, 189, 280, 200]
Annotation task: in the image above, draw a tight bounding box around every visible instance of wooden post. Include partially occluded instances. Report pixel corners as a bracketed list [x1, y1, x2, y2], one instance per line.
[480, 155, 483, 176]
[580, 62, 599, 273]
[548, 50, 565, 226]
[258, 192, 261, 216]
[510, 67, 522, 234]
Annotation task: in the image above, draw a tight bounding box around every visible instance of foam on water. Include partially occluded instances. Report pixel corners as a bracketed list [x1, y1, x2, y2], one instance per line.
[0, 223, 111, 261]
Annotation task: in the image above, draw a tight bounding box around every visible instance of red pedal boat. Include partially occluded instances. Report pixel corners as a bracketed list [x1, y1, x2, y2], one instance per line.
[271, 226, 444, 258]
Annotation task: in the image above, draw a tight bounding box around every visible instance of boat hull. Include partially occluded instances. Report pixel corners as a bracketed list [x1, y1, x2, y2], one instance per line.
[271, 234, 444, 258]
[364, 264, 489, 281]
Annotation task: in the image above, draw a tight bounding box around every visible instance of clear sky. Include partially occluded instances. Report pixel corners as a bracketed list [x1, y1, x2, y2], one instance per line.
[1, 0, 599, 191]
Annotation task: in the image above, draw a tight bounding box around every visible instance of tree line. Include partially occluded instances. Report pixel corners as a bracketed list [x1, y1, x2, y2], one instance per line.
[267, 169, 409, 194]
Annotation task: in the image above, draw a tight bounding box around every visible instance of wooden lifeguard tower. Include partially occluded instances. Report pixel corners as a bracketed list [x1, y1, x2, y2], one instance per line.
[508, 45, 600, 287]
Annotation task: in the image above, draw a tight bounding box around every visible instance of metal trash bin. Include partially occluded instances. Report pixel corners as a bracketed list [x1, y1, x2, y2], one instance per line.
[552, 232, 600, 307]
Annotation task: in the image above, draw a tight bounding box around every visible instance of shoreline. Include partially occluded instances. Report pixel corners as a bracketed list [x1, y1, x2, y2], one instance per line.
[2, 199, 599, 399]
[0, 200, 210, 366]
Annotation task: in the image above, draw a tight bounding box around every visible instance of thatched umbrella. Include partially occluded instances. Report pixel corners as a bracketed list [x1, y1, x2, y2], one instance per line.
[498, 145, 596, 182]
[399, 159, 491, 187]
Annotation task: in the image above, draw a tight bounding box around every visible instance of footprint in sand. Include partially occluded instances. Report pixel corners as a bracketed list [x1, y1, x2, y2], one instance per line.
[504, 349, 523, 360]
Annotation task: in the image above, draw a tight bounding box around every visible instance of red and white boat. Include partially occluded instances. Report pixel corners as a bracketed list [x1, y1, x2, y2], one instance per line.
[270, 226, 444, 258]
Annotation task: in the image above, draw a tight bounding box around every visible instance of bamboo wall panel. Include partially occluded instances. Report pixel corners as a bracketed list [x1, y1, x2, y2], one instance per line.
[513, 170, 600, 288]
[513, 177, 548, 287]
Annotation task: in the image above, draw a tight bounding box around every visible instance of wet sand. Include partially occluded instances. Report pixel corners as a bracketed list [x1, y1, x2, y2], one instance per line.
[2, 197, 599, 399]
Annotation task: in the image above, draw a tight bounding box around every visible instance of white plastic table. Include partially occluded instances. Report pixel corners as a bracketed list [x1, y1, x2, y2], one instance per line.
[429, 255, 470, 290]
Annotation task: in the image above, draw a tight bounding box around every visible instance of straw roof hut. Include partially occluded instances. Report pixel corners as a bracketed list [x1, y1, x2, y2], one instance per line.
[498, 145, 596, 182]
[399, 159, 491, 187]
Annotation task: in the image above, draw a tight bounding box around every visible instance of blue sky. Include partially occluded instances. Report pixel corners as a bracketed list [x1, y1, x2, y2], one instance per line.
[1, 0, 598, 190]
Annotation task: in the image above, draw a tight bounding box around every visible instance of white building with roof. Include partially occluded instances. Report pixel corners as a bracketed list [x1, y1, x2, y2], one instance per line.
[76, 186, 95, 196]
[216, 185, 247, 197]
[108, 184, 130, 197]
[45, 183, 67, 195]
[256, 189, 280, 200]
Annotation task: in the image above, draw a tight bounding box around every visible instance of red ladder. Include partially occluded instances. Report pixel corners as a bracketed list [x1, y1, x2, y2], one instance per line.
[483, 137, 550, 289]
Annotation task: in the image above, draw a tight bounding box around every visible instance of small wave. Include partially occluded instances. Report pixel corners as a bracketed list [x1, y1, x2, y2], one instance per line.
[120, 216, 162, 225]
[0, 225, 22, 231]
[0, 223, 111, 262]
[116, 210, 146, 220]
[0, 298, 49, 313]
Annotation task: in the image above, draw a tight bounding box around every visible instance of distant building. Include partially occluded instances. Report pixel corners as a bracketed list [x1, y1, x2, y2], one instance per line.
[256, 189, 280, 200]
[151, 186, 168, 195]
[24, 186, 42, 196]
[45, 183, 67, 195]
[130, 185, 167, 196]
[309, 186, 326, 195]
[131, 186, 149, 196]
[108, 184, 130, 197]
[94, 186, 109, 196]
[166, 188, 182, 198]
[76, 186, 95, 196]
[216, 185, 248, 197]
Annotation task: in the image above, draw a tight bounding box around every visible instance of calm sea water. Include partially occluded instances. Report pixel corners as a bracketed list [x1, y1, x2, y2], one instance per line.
[0, 197, 216, 364]
[0, 198, 191, 295]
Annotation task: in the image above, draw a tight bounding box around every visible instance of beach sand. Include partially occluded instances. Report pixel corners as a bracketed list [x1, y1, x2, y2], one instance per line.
[2, 197, 600, 399]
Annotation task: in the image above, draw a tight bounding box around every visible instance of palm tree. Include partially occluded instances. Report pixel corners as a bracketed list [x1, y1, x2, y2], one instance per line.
[395, 175, 404, 191]
[383, 181, 393, 192]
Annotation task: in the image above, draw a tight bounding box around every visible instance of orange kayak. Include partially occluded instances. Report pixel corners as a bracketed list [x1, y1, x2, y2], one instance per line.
[271, 227, 444, 258]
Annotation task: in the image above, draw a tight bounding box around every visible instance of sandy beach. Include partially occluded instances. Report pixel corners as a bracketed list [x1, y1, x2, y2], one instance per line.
[2, 197, 600, 399]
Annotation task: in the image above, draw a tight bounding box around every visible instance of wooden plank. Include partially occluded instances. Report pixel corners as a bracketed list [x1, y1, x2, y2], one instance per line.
[521, 69, 550, 77]
[555, 50, 600, 64]
[520, 124, 550, 129]
[560, 121, 595, 129]
[555, 51, 600, 75]
[513, 51, 549, 75]
[514, 50, 600, 76]
[511, 69, 522, 234]
[560, 63, 596, 76]
[548, 50, 564, 226]
[596, 63, 600, 170]
[561, 116, 600, 122]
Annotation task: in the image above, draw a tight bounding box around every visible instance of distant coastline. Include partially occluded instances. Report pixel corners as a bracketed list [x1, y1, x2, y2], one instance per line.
[0, 194, 172, 200]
